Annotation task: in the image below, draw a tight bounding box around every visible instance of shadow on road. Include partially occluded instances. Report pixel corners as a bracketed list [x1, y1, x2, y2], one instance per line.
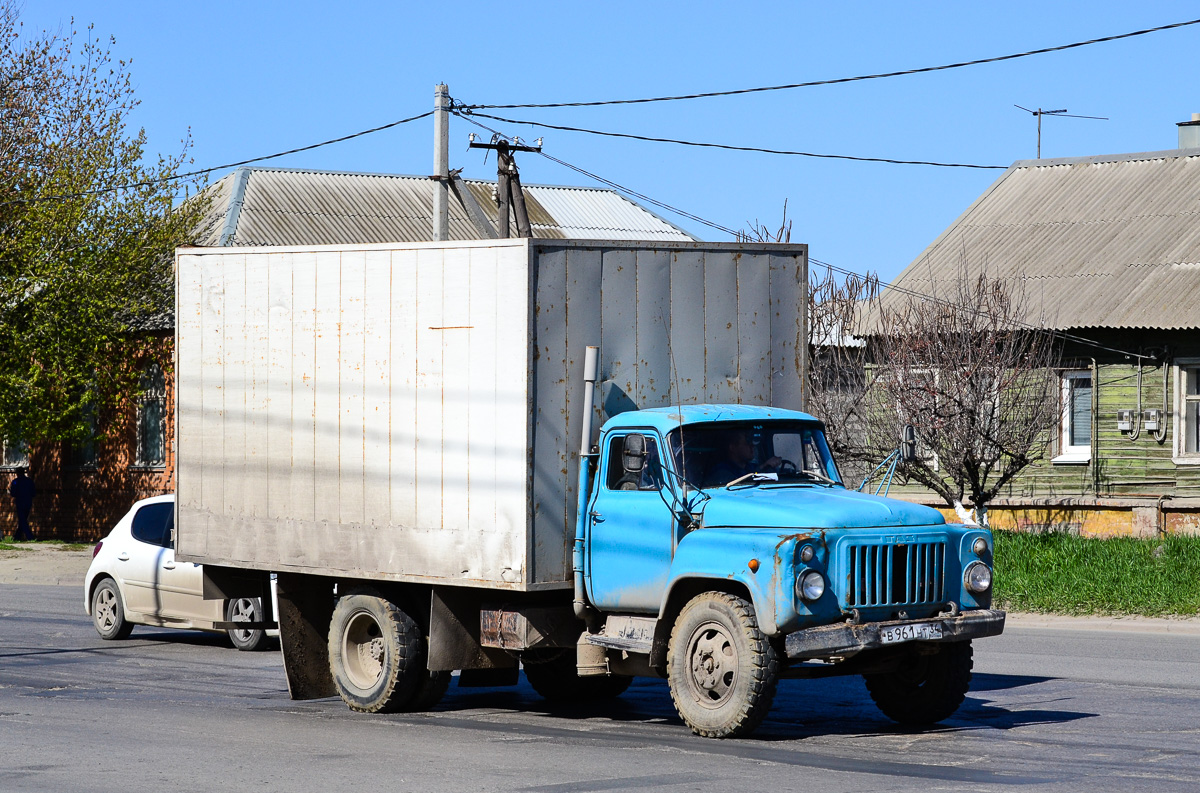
[429, 670, 1095, 743]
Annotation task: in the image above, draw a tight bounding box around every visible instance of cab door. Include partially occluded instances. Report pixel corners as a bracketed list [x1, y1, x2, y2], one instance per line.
[585, 432, 679, 613]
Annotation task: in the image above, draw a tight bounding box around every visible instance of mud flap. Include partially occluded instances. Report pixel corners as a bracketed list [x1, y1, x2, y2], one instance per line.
[276, 572, 336, 699]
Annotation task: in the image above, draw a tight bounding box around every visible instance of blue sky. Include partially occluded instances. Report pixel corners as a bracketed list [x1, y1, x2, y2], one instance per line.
[20, 1, 1200, 282]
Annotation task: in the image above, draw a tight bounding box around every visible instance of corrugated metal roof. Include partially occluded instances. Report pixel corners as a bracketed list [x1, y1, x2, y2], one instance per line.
[884, 148, 1200, 330]
[195, 167, 696, 247]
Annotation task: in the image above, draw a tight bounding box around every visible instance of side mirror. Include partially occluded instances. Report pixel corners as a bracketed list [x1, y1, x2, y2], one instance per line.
[622, 433, 647, 474]
[900, 425, 917, 463]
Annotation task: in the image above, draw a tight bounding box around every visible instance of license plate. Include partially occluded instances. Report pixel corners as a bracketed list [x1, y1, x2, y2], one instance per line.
[880, 622, 943, 645]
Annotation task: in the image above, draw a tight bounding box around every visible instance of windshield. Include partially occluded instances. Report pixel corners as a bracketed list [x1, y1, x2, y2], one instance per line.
[667, 421, 843, 489]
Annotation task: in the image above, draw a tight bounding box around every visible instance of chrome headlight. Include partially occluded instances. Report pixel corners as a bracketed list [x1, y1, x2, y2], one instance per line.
[798, 544, 815, 563]
[964, 561, 993, 593]
[797, 570, 825, 602]
[972, 537, 989, 556]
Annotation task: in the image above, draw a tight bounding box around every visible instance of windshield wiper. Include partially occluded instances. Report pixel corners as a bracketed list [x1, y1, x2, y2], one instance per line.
[724, 472, 779, 489]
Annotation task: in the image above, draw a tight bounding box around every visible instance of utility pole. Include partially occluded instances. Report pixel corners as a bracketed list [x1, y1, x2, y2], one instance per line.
[432, 83, 450, 241]
[469, 136, 541, 238]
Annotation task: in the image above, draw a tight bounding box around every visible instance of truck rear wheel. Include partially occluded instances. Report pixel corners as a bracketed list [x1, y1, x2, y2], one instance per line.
[864, 640, 973, 725]
[667, 592, 779, 739]
[524, 652, 632, 702]
[328, 588, 449, 713]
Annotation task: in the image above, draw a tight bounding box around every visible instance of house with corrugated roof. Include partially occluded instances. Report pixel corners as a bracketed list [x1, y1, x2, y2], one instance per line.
[882, 117, 1200, 538]
[2, 167, 696, 540]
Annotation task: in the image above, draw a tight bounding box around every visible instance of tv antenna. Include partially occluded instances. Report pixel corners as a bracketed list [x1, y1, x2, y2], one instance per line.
[1015, 105, 1108, 159]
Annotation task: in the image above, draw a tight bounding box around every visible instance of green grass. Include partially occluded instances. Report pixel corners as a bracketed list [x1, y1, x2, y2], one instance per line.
[0, 539, 89, 552]
[993, 530, 1200, 617]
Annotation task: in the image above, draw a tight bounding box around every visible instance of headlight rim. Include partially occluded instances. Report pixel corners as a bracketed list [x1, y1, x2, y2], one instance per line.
[797, 570, 825, 602]
[963, 560, 993, 593]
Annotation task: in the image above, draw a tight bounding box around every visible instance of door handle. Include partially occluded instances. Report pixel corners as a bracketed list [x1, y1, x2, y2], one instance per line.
[117, 552, 130, 561]
[162, 562, 176, 570]
[589, 510, 604, 523]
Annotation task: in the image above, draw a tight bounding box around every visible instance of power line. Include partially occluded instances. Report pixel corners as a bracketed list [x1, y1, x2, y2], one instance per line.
[456, 17, 1200, 110]
[459, 111, 1150, 361]
[1, 110, 435, 208]
[455, 110, 1007, 169]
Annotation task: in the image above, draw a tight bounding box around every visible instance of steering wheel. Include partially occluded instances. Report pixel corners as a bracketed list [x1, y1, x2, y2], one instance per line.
[778, 459, 799, 475]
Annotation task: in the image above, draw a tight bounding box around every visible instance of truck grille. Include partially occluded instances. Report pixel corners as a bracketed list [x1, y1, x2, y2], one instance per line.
[845, 542, 945, 608]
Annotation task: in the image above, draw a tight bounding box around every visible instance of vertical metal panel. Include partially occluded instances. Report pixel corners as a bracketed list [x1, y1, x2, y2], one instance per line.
[312, 250, 342, 527]
[562, 247, 604, 577]
[736, 255, 772, 404]
[361, 249, 392, 527]
[414, 247, 444, 532]
[220, 254, 247, 528]
[264, 253, 293, 549]
[338, 252, 366, 529]
[600, 248, 637, 413]
[533, 245, 570, 583]
[175, 254, 206, 556]
[289, 253, 318, 530]
[669, 250, 706, 404]
[440, 246, 472, 539]
[703, 251, 740, 403]
[635, 249, 672, 408]
[388, 248, 418, 529]
[769, 252, 807, 410]
[491, 245, 533, 581]
[243, 257, 270, 536]
[466, 246, 499, 554]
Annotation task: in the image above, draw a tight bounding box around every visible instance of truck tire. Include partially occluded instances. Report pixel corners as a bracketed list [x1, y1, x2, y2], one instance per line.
[91, 578, 134, 640]
[327, 588, 448, 713]
[864, 640, 973, 725]
[524, 652, 632, 702]
[225, 597, 268, 652]
[667, 592, 779, 739]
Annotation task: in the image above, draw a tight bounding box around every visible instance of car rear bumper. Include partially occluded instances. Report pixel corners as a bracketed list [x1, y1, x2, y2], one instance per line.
[784, 608, 1006, 661]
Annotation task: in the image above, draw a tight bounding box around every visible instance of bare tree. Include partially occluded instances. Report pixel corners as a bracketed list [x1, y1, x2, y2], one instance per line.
[865, 272, 1060, 525]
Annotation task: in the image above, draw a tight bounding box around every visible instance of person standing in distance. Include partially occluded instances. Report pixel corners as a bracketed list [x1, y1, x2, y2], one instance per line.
[9, 467, 35, 541]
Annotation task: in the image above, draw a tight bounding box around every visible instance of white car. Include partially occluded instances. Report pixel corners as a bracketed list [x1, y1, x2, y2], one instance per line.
[84, 494, 277, 651]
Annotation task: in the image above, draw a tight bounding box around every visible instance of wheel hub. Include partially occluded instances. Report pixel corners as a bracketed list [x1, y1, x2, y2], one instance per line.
[342, 611, 386, 690]
[686, 622, 738, 707]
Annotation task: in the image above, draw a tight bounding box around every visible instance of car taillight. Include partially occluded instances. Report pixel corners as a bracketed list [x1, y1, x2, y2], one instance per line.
[92, 541, 103, 559]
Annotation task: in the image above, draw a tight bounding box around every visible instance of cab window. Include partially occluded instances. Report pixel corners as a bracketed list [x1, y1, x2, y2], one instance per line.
[131, 503, 174, 548]
[605, 434, 663, 491]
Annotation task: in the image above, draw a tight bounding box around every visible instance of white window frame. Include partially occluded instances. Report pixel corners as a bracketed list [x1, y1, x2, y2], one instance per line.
[0, 438, 28, 469]
[1172, 358, 1200, 464]
[1054, 370, 1092, 464]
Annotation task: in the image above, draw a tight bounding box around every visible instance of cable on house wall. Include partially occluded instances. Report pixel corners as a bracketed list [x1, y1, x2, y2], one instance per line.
[1, 110, 436, 208]
[455, 18, 1200, 111]
[453, 110, 1008, 170]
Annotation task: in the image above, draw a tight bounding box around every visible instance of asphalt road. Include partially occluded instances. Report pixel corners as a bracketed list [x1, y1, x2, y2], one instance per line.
[2, 585, 1198, 793]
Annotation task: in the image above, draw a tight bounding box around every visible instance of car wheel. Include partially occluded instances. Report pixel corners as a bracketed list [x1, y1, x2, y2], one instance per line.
[226, 597, 269, 652]
[667, 592, 779, 739]
[91, 578, 134, 640]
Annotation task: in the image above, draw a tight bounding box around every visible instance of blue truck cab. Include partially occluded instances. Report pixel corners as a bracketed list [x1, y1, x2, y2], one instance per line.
[571, 404, 1004, 738]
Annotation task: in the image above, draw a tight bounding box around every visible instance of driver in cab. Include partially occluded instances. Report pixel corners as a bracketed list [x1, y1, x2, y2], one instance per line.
[707, 430, 781, 486]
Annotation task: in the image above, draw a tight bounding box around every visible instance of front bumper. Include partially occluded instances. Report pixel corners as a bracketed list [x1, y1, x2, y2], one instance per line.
[784, 608, 1006, 661]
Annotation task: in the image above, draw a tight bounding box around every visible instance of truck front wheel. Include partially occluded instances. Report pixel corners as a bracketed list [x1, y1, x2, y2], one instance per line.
[328, 588, 449, 713]
[864, 640, 973, 725]
[667, 592, 779, 739]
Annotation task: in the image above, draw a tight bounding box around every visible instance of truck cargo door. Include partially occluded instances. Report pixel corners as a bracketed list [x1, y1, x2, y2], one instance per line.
[586, 433, 675, 613]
